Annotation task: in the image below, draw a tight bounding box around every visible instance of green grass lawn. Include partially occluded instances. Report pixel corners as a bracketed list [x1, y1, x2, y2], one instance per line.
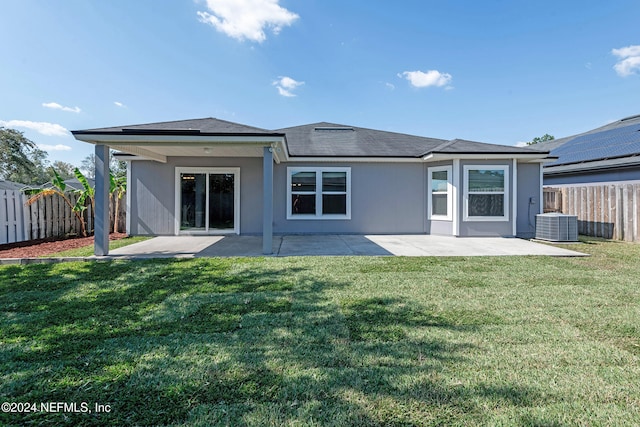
[1, 239, 639, 426]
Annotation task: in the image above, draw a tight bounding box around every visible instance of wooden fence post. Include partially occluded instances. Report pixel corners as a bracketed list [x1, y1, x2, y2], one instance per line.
[1, 190, 8, 244]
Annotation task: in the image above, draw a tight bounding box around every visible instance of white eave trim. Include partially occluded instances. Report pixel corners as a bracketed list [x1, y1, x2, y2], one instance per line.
[74, 134, 287, 164]
[73, 134, 285, 145]
[423, 153, 551, 162]
[245, 153, 552, 164]
[282, 156, 423, 163]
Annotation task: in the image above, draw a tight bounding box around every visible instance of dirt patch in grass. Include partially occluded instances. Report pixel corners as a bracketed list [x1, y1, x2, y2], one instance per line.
[0, 233, 127, 258]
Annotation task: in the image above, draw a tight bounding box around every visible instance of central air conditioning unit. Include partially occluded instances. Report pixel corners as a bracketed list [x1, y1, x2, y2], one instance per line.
[535, 213, 578, 242]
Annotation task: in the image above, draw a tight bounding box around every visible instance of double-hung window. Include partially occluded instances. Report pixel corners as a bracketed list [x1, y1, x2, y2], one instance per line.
[463, 165, 509, 221]
[287, 167, 351, 219]
[427, 166, 452, 220]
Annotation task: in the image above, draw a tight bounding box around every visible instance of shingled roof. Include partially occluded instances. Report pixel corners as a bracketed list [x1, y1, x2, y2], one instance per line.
[276, 122, 547, 158]
[0, 179, 28, 191]
[74, 118, 549, 159]
[275, 122, 445, 157]
[72, 117, 279, 136]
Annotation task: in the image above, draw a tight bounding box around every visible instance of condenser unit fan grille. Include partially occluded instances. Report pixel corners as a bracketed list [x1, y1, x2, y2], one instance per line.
[535, 213, 578, 242]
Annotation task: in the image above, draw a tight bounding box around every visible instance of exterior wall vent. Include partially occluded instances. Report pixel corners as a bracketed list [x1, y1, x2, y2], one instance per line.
[535, 213, 578, 242]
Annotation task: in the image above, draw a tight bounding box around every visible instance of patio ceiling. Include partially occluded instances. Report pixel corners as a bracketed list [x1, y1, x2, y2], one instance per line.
[72, 133, 285, 163]
[109, 144, 268, 161]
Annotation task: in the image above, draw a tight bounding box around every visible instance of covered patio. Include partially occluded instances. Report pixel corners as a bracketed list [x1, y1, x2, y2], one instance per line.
[72, 120, 286, 257]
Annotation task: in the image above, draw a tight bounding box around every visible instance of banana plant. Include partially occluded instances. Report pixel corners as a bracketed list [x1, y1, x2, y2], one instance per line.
[25, 168, 88, 236]
[110, 173, 126, 232]
[26, 167, 124, 237]
[72, 167, 95, 213]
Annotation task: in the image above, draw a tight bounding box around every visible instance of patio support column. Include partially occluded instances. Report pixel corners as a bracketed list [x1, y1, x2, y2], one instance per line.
[262, 146, 274, 254]
[94, 144, 110, 256]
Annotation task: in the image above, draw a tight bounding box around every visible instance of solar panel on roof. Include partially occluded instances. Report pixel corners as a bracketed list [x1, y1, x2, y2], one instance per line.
[548, 123, 640, 166]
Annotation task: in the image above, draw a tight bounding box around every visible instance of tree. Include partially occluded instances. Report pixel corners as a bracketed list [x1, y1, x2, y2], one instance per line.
[50, 161, 76, 180]
[81, 151, 127, 179]
[111, 156, 127, 180]
[0, 127, 50, 185]
[72, 167, 96, 235]
[527, 133, 555, 145]
[0, 127, 36, 178]
[81, 154, 95, 179]
[21, 147, 50, 185]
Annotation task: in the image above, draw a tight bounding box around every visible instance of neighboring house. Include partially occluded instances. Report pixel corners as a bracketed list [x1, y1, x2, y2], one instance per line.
[539, 114, 640, 242]
[541, 114, 640, 185]
[63, 177, 95, 190]
[0, 179, 29, 191]
[71, 118, 552, 255]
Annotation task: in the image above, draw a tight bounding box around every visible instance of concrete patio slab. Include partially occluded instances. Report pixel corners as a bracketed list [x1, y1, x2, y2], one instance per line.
[363, 235, 585, 257]
[107, 234, 586, 258]
[107, 235, 282, 258]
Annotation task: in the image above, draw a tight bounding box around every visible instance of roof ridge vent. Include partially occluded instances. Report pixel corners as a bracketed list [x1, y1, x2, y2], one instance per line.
[314, 126, 354, 131]
[121, 128, 201, 135]
[620, 114, 640, 122]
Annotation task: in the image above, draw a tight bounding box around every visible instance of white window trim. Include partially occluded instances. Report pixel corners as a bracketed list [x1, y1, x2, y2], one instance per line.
[463, 165, 509, 222]
[427, 165, 453, 221]
[287, 167, 351, 220]
[512, 159, 518, 236]
[174, 167, 241, 235]
[452, 159, 460, 236]
[125, 160, 131, 235]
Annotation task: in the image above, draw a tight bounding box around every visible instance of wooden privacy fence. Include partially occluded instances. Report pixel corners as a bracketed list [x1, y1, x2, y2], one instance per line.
[543, 183, 640, 242]
[1, 190, 28, 245]
[0, 190, 126, 245]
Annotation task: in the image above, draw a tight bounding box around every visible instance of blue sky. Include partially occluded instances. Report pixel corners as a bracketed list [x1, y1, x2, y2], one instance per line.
[1, 0, 639, 167]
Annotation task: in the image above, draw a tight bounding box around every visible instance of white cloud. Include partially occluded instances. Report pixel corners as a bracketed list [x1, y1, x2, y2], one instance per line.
[385, 82, 395, 90]
[42, 102, 81, 113]
[515, 141, 529, 147]
[399, 70, 453, 88]
[114, 101, 125, 108]
[38, 144, 72, 151]
[273, 76, 304, 97]
[612, 45, 640, 76]
[197, 0, 299, 42]
[0, 120, 69, 136]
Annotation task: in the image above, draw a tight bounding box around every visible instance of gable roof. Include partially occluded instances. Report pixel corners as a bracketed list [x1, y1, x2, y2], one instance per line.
[541, 114, 640, 170]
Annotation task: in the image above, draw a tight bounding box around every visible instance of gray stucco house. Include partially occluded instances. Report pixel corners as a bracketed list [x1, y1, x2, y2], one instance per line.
[541, 114, 640, 185]
[72, 118, 552, 255]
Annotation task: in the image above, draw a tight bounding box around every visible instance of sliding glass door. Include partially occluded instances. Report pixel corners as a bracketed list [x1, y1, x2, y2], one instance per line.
[180, 173, 207, 230]
[176, 168, 239, 234]
[208, 173, 235, 229]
